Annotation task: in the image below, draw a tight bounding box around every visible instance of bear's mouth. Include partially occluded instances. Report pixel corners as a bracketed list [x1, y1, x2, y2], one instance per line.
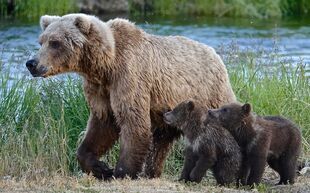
[27, 65, 48, 77]
[26, 59, 48, 78]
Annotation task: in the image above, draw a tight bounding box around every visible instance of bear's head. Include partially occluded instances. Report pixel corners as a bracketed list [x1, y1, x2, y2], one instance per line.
[26, 13, 114, 77]
[207, 103, 251, 130]
[163, 100, 195, 128]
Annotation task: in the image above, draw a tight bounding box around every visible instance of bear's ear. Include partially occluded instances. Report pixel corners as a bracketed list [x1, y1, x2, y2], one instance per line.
[187, 100, 195, 111]
[74, 16, 91, 34]
[40, 15, 61, 31]
[242, 103, 251, 115]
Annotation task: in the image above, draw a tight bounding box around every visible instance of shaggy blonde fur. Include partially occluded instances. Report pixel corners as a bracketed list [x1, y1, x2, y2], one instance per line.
[32, 13, 236, 179]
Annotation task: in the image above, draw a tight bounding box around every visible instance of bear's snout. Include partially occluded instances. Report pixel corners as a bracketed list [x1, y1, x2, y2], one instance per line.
[26, 59, 38, 69]
[26, 58, 47, 77]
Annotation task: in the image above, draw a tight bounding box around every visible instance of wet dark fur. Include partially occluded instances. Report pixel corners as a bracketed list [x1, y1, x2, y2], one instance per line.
[208, 103, 302, 186]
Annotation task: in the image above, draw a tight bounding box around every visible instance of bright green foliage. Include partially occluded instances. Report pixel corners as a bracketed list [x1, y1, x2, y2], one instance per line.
[0, 0, 76, 20]
[131, 0, 310, 18]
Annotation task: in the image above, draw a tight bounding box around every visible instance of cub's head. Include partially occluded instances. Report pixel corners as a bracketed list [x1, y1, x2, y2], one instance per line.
[207, 103, 252, 130]
[26, 13, 114, 77]
[163, 100, 195, 128]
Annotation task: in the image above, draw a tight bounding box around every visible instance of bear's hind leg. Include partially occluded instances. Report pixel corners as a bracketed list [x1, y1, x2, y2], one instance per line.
[278, 155, 297, 184]
[77, 113, 119, 180]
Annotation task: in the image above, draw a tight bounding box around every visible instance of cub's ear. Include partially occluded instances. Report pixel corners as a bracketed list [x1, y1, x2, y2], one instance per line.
[40, 15, 61, 31]
[242, 103, 251, 115]
[187, 100, 195, 111]
[74, 16, 91, 34]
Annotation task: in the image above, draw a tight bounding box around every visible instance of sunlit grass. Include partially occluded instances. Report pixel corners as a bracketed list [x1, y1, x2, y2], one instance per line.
[0, 75, 88, 178]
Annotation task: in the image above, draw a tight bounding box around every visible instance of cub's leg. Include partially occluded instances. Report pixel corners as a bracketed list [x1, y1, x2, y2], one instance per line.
[179, 147, 199, 182]
[189, 151, 215, 183]
[213, 156, 240, 186]
[278, 155, 298, 184]
[246, 155, 267, 186]
[267, 156, 283, 184]
[239, 156, 251, 186]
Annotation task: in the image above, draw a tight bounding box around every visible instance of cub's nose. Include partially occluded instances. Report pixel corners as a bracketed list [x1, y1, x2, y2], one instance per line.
[208, 110, 213, 117]
[26, 59, 38, 69]
[163, 112, 170, 120]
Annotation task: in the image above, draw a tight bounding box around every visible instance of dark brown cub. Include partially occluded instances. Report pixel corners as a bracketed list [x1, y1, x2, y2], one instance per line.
[208, 102, 301, 186]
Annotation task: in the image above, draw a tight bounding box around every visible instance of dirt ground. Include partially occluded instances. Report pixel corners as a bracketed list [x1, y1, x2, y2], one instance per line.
[1, 168, 310, 193]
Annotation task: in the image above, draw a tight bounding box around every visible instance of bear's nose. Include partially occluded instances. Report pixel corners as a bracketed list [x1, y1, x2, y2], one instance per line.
[26, 59, 38, 69]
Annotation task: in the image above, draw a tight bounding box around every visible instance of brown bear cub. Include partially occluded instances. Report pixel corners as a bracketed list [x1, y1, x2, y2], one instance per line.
[208, 103, 301, 186]
[163, 100, 241, 185]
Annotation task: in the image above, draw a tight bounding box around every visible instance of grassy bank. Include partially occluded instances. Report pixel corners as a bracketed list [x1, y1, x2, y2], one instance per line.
[0, 51, 309, 180]
[131, 0, 310, 18]
[0, 0, 77, 20]
[0, 0, 310, 21]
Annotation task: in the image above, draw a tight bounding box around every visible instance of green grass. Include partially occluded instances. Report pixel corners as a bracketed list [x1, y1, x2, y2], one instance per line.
[0, 0, 77, 20]
[1, 0, 310, 21]
[130, 0, 310, 18]
[0, 48, 309, 179]
[0, 75, 88, 178]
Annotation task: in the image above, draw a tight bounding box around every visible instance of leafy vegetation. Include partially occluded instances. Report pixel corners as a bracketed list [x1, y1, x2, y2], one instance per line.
[0, 0, 77, 20]
[0, 0, 310, 21]
[131, 0, 310, 18]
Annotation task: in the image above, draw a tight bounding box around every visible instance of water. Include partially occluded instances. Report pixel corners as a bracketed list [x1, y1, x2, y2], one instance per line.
[0, 15, 309, 79]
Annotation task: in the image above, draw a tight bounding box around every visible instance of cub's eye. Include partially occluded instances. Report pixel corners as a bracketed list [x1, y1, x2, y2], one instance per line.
[221, 108, 228, 113]
[49, 40, 61, 49]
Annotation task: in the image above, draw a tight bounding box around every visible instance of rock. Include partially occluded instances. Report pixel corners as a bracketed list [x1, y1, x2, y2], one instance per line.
[299, 167, 310, 177]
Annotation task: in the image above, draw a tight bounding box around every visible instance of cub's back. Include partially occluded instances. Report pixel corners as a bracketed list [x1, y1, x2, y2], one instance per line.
[259, 116, 301, 155]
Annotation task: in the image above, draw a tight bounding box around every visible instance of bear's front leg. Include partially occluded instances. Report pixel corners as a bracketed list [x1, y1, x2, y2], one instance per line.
[238, 156, 250, 185]
[112, 101, 152, 179]
[77, 113, 119, 180]
[179, 147, 199, 182]
[189, 155, 215, 183]
[246, 155, 267, 186]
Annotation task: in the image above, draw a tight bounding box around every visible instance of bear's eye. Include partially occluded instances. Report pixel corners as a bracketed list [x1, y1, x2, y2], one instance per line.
[49, 40, 61, 49]
[222, 108, 228, 113]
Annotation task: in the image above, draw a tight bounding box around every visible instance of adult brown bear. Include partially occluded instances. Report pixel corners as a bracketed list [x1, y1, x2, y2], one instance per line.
[25, 13, 236, 179]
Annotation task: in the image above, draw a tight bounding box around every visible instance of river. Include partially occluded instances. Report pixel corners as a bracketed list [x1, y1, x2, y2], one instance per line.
[0, 15, 309, 79]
